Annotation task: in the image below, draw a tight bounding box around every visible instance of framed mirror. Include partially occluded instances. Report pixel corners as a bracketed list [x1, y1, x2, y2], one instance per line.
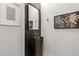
[27, 3, 40, 30]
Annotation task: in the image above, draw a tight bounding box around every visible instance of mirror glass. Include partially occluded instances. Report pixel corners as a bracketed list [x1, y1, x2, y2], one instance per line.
[28, 4, 39, 30]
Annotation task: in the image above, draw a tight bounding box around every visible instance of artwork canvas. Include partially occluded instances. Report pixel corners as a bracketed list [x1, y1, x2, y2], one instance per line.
[54, 11, 79, 29]
[7, 6, 15, 21]
[0, 3, 20, 26]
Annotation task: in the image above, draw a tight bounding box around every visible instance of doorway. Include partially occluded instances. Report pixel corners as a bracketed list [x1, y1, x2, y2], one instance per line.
[25, 3, 42, 56]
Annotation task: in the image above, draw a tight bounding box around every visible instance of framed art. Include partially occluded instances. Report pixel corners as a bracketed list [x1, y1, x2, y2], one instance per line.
[54, 11, 79, 29]
[27, 3, 39, 30]
[29, 21, 33, 30]
[0, 3, 20, 26]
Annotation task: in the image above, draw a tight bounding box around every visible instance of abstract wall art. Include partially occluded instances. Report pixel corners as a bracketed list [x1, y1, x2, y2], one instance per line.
[0, 3, 20, 26]
[54, 11, 79, 29]
[7, 6, 15, 21]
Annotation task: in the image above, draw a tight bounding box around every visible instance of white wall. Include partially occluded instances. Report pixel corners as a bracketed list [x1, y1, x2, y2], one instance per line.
[0, 3, 25, 56]
[41, 3, 79, 56]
